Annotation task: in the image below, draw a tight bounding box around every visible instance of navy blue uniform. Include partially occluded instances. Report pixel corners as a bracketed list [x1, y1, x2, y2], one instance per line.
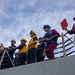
[68, 23, 75, 34]
[8, 45, 16, 60]
[44, 30, 59, 45]
[44, 29, 60, 59]
[37, 42, 47, 62]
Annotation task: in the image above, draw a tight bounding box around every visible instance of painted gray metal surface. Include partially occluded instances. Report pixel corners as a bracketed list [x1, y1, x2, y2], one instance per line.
[0, 55, 75, 75]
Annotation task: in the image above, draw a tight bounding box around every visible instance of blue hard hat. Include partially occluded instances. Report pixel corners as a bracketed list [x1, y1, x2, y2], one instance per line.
[11, 40, 16, 43]
[43, 24, 51, 29]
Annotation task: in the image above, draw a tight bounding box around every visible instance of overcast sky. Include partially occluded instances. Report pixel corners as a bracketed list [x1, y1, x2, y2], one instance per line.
[0, 0, 75, 47]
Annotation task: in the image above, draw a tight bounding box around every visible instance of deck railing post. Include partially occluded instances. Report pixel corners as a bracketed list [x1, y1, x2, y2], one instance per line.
[61, 33, 66, 57]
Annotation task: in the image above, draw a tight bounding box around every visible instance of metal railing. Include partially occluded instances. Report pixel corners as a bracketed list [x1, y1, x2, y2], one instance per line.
[54, 33, 75, 57]
[0, 33, 75, 70]
[0, 50, 15, 69]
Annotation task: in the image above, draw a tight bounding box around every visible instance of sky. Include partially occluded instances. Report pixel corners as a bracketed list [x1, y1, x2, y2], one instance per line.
[0, 0, 75, 49]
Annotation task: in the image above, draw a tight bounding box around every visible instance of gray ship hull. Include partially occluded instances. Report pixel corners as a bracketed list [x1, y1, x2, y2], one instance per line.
[0, 55, 75, 75]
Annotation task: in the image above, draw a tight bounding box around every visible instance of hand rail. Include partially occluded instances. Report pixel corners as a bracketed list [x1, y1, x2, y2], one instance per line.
[0, 33, 75, 70]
